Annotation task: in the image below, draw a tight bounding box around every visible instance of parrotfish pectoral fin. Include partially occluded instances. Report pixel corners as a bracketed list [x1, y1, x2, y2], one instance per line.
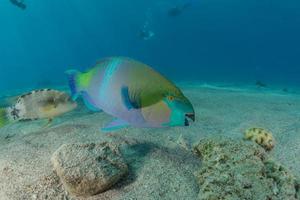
[101, 118, 130, 132]
[65, 70, 81, 101]
[121, 86, 140, 110]
[81, 91, 102, 112]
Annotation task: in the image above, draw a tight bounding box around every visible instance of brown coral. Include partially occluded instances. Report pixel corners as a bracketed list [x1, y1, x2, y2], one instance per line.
[193, 137, 300, 200]
[245, 127, 275, 151]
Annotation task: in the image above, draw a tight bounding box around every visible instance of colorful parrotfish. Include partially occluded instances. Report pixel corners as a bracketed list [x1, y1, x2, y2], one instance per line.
[66, 57, 195, 132]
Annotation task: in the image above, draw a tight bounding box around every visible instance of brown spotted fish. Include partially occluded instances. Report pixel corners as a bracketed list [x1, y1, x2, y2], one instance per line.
[0, 89, 77, 127]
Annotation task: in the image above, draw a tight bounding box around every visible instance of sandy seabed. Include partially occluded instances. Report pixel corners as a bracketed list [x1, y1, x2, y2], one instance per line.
[0, 84, 299, 200]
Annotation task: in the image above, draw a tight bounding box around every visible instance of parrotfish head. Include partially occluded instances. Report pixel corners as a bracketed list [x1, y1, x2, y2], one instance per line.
[141, 93, 195, 128]
[163, 94, 195, 127]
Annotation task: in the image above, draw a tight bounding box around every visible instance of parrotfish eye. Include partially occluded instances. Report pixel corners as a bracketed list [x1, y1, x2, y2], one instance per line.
[167, 96, 175, 101]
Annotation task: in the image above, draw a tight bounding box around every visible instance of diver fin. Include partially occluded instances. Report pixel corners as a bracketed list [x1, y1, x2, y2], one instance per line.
[101, 119, 130, 132]
[65, 70, 82, 101]
[81, 92, 102, 112]
[0, 108, 10, 128]
[121, 86, 140, 110]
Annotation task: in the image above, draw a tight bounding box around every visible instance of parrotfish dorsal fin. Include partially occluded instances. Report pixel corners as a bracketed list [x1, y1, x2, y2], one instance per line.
[121, 86, 140, 110]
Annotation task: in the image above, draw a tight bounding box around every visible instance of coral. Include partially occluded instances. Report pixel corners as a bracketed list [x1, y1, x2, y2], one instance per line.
[193, 137, 300, 200]
[245, 127, 275, 151]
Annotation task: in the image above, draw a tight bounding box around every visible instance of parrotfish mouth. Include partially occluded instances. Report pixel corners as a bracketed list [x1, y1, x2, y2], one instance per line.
[185, 113, 195, 126]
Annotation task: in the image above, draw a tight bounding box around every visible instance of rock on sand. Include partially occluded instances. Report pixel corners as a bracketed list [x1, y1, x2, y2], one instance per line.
[51, 142, 128, 197]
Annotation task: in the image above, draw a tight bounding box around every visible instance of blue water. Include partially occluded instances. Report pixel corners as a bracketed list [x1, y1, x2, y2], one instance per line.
[0, 0, 300, 92]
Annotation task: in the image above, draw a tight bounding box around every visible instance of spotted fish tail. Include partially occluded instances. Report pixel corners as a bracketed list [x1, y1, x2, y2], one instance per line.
[0, 108, 9, 128]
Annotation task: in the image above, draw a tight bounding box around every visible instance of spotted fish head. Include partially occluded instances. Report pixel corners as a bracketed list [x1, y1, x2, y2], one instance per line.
[141, 93, 195, 128]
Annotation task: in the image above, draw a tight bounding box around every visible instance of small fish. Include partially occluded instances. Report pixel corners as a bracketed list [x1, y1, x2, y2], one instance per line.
[0, 89, 77, 128]
[255, 80, 267, 88]
[66, 57, 195, 132]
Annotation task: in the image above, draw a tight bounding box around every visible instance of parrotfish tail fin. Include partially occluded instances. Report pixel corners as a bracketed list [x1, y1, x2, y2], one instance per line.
[0, 108, 9, 128]
[65, 70, 82, 101]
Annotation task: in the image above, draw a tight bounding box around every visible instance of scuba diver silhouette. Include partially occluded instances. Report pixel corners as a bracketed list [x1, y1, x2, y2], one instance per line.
[168, 0, 195, 17]
[138, 29, 155, 40]
[9, 0, 26, 10]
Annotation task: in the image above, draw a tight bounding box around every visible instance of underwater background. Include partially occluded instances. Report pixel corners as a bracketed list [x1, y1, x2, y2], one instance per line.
[1, 1, 300, 199]
[0, 0, 300, 92]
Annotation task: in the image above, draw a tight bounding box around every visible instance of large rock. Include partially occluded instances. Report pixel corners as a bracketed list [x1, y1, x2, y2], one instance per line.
[51, 142, 128, 197]
[193, 137, 300, 200]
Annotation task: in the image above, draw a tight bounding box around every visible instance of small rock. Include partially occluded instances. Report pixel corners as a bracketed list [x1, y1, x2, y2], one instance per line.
[51, 142, 128, 197]
[32, 194, 37, 199]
